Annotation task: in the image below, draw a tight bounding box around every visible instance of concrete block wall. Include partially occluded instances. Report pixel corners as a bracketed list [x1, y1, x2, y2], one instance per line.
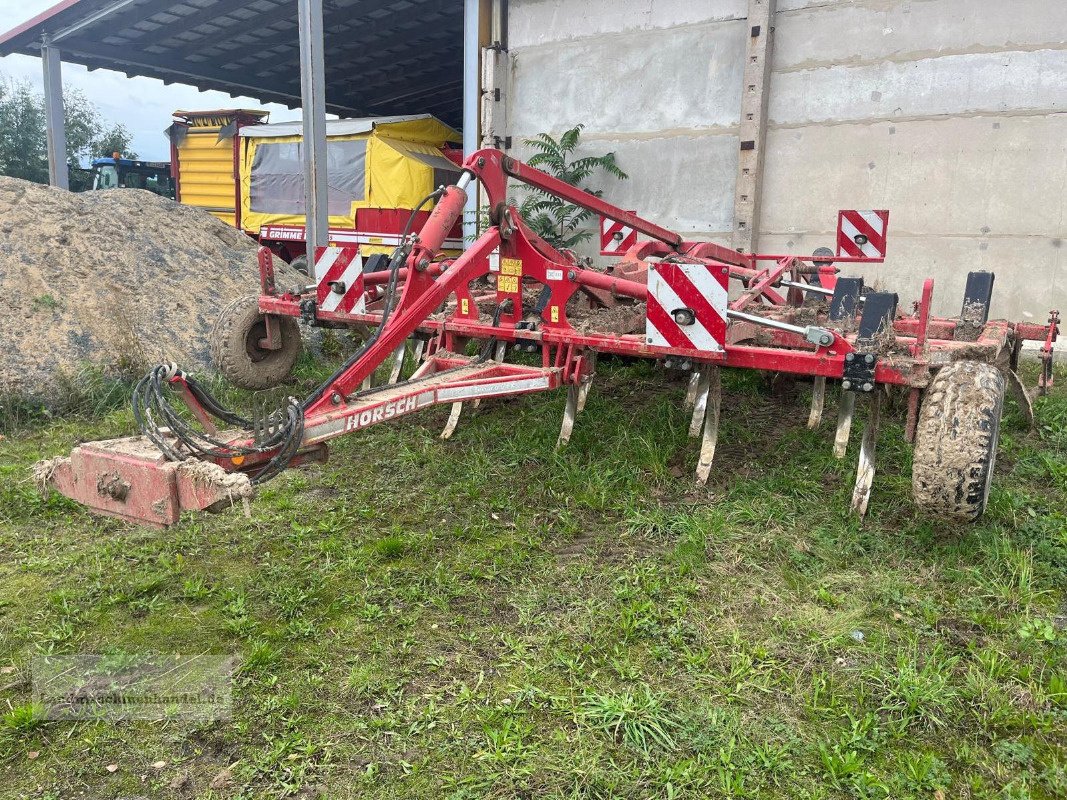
[506, 1, 749, 237]
[505, 0, 1065, 321]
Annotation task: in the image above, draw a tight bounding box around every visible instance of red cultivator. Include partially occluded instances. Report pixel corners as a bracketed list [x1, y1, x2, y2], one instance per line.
[38, 149, 1059, 526]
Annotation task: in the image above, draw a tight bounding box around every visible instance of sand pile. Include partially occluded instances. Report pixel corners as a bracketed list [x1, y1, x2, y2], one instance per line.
[0, 177, 303, 400]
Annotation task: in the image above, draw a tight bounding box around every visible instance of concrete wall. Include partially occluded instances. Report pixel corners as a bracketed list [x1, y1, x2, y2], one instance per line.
[507, 1, 748, 237]
[505, 0, 1066, 321]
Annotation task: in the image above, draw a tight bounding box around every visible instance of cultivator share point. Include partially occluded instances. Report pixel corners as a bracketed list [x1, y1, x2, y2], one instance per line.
[37, 149, 1058, 526]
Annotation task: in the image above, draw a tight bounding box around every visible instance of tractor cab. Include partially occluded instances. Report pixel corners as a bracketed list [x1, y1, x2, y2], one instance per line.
[90, 155, 175, 198]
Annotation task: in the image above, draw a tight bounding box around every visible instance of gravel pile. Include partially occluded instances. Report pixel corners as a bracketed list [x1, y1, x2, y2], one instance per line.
[0, 177, 301, 401]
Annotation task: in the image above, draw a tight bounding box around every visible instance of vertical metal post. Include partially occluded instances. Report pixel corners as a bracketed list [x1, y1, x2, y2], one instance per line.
[297, 0, 328, 274]
[462, 0, 480, 248]
[732, 0, 776, 253]
[480, 0, 508, 150]
[41, 35, 69, 190]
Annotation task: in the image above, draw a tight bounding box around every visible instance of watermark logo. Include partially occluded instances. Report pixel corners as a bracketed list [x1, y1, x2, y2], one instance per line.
[32, 653, 235, 722]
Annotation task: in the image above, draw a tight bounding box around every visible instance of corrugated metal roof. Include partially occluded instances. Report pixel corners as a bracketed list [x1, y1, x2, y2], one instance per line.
[0, 0, 464, 125]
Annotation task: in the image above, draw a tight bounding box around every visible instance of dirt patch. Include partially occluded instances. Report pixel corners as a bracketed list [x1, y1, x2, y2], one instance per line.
[708, 393, 798, 481]
[568, 298, 646, 335]
[0, 177, 302, 402]
[935, 616, 986, 647]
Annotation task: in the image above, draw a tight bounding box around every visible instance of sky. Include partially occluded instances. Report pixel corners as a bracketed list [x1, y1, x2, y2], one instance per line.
[0, 0, 300, 161]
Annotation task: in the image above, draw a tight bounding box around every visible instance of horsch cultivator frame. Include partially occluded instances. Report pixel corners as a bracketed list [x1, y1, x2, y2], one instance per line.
[37, 149, 1058, 526]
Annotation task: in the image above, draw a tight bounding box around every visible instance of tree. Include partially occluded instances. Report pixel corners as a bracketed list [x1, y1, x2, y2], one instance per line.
[0, 77, 135, 188]
[519, 124, 627, 251]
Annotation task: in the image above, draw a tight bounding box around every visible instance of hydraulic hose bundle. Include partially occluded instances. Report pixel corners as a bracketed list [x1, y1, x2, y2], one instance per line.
[132, 364, 304, 484]
[132, 188, 447, 485]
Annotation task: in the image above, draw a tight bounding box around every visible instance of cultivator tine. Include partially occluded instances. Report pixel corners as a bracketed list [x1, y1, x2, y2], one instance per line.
[688, 368, 712, 438]
[849, 392, 882, 516]
[576, 351, 596, 414]
[1005, 369, 1036, 428]
[833, 390, 856, 459]
[808, 376, 826, 429]
[695, 367, 722, 485]
[411, 337, 426, 366]
[440, 402, 463, 440]
[577, 374, 593, 413]
[556, 384, 582, 448]
[387, 341, 407, 384]
[683, 370, 701, 410]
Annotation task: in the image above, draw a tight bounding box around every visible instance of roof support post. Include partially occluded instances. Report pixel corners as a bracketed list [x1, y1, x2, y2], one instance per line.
[480, 0, 508, 150]
[462, 0, 480, 249]
[297, 0, 328, 271]
[732, 0, 777, 253]
[41, 34, 68, 190]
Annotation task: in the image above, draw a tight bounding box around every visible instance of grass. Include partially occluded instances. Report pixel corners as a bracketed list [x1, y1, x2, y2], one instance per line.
[0, 356, 1064, 798]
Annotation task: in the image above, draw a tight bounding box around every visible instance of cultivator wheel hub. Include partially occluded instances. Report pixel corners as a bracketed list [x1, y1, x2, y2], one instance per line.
[35, 149, 1059, 527]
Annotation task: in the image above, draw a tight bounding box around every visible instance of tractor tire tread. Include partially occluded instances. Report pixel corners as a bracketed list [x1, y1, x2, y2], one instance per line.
[211, 295, 301, 390]
[911, 360, 1005, 522]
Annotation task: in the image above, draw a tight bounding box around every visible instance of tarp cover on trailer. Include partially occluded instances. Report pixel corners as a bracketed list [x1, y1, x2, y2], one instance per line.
[237, 114, 455, 140]
[249, 139, 367, 217]
[239, 115, 461, 232]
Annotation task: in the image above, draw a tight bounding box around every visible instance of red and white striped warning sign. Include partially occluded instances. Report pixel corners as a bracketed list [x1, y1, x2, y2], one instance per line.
[836, 210, 889, 259]
[645, 263, 728, 352]
[315, 246, 366, 314]
[600, 214, 638, 255]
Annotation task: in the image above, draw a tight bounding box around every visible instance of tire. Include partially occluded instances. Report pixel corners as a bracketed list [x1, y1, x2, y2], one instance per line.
[289, 254, 309, 276]
[211, 295, 301, 390]
[911, 360, 1005, 521]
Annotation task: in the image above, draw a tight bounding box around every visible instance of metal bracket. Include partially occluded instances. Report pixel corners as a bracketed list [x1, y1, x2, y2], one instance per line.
[251, 390, 290, 446]
[514, 321, 539, 352]
[842, 351, 877, 392]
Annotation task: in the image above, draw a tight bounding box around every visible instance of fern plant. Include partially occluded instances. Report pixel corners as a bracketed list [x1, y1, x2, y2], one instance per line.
[518, 125, 627, 251]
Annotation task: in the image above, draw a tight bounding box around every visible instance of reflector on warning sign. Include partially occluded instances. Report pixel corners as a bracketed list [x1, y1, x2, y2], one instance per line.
[836, 210, 889, 260]
[600, 214, 638, 255]
[315, 246, 366, 315]
[645, 263, 729, 353]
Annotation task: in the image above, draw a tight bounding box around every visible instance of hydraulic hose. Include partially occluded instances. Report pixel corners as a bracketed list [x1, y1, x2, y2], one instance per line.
[133, 186, 449, 485]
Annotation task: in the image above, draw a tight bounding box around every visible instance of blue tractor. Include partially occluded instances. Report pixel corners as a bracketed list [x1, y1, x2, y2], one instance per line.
[89, 156, 175, 199]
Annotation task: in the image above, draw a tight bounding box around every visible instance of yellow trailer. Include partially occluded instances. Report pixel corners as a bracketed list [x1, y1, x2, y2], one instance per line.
[237, 114, 463, 262]
[169, 109, 269, 227]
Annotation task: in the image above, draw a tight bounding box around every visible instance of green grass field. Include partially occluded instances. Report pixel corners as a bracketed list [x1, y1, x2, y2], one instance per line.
[1, 359, 1065, 799]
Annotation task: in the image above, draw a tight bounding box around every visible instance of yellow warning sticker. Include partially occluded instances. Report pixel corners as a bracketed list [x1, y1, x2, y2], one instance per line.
[461, 298, 469, 315]
[498, 275, 519, 293]
[500, 257, 523, 276]
[550, 305, 559, 322]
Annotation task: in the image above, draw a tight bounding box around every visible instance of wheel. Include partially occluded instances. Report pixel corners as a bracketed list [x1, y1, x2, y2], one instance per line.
[289, 254, 309, 276]
[211, 295, 301, 390]
[911, 360, 1005, 521]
